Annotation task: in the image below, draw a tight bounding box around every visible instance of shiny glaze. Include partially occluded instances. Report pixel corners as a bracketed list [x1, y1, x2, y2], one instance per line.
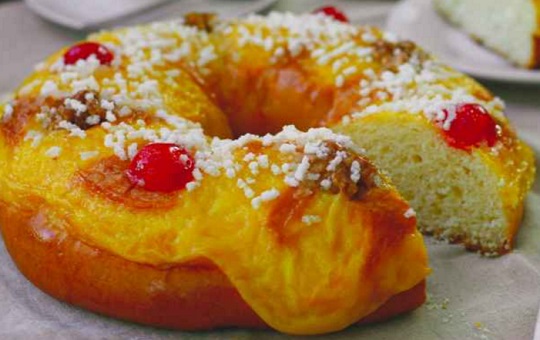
[77, 157, 179, 210]
[0, 18, 447, 334]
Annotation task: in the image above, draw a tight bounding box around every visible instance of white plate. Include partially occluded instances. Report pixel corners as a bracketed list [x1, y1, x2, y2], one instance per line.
[386, 0, 540, 84]
[25, 0, 278, 31]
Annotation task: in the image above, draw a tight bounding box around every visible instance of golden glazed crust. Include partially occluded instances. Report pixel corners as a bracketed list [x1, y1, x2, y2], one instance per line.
[0, 198, 426, 330]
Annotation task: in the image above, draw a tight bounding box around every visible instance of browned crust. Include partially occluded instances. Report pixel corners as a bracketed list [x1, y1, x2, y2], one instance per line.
[0, 199, 425, 331]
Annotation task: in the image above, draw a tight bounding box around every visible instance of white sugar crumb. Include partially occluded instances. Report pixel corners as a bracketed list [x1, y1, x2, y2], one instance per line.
[257, 154, 269, 168]
[243, 152, 255, 162]
[180, 154, 190, 164]
[237, 179, 254, 198]
[2, 104, 14, 122]
[24, 130, 43, 148]
[271, 164, 282, 175]
[58, 120, 87, 139]
[100, 99, 115, 111]
[279, 143, 296, 153]
[326, 151, 347, 171]
[45, 146, 62, 159]
[185, 181, 199, 192]
[248, 161, 259, 175]
[350, 160, 361, 183]
[80, 151, 99, 160]
[404, 208, 416, 219]
[320, 179, 332, 190]
[84, 92, 95, 101]
[105, 111, 117, 122]
[335, 74, 345, 87]
[40, 80, 60, 97]
[85, 115, 101, 126]
[226, 168, 236, 178]
[64, 98, 87, 114]
[302, 215, 322, 225]
[294, 156, 310, 181]
[251, 188, 280, 209]
[127, 143, 138, 159]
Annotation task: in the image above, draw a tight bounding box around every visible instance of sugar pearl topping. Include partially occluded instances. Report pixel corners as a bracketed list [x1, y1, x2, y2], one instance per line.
[1, 12, 506, 209]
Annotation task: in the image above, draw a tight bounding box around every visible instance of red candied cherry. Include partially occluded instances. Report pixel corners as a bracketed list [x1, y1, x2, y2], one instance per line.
[313, 6, 349, 23]
[127, 143, 195, 192]
[440, 103, 498, 150]
[64, 42, 114, 65]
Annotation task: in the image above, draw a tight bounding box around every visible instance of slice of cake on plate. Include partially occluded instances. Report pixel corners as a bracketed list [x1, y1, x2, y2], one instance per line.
[434, 0, 540, 68]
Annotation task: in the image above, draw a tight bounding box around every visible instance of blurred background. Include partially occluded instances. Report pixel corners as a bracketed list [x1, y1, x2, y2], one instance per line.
[0, 0, 538, 140]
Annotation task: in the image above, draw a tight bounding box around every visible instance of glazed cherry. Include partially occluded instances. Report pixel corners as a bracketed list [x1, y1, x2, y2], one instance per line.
[64, 42, 114, 66]
[127, 143, 195, 192]
[313, 6, 349, 23]
[440, 103, 498, 150]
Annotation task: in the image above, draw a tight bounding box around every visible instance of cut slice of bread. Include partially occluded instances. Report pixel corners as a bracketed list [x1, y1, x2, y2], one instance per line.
[337, 112, 536, 256]
[434, 0, 540, 68]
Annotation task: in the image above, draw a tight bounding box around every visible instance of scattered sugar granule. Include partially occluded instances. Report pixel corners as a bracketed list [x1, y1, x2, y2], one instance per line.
[294, 156, 310, 181]
[302, 215, 322, 225]
[45, 146, 62, 159]
[335, 75, 345, 87]
[80, 151, 99, 161]
[248, 161, 259, 175]
[257, 154, 269, 168]
[279, 143, 297, 153]
[127, 143, 139, 159]
[105, 111, 117, 122]
[350, 160, 361, 183]
[320, 179, 332, 190]
[64, 98, 87, 114]
[326, 151, 347, 171]
[186, 181, 200, 192]
[85, 115, 101, 126]
[251, 188, 280, 209]
[2, 104, 13, 123]
[24, 130, 43, 148]
[404, 208, 416, 219]
[58, 120, 87, 139]
[271, 164, 282, 175]
[100, 99, 115, 111]
[243, 153, 255, 162]
[84, 92, 95, 101]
